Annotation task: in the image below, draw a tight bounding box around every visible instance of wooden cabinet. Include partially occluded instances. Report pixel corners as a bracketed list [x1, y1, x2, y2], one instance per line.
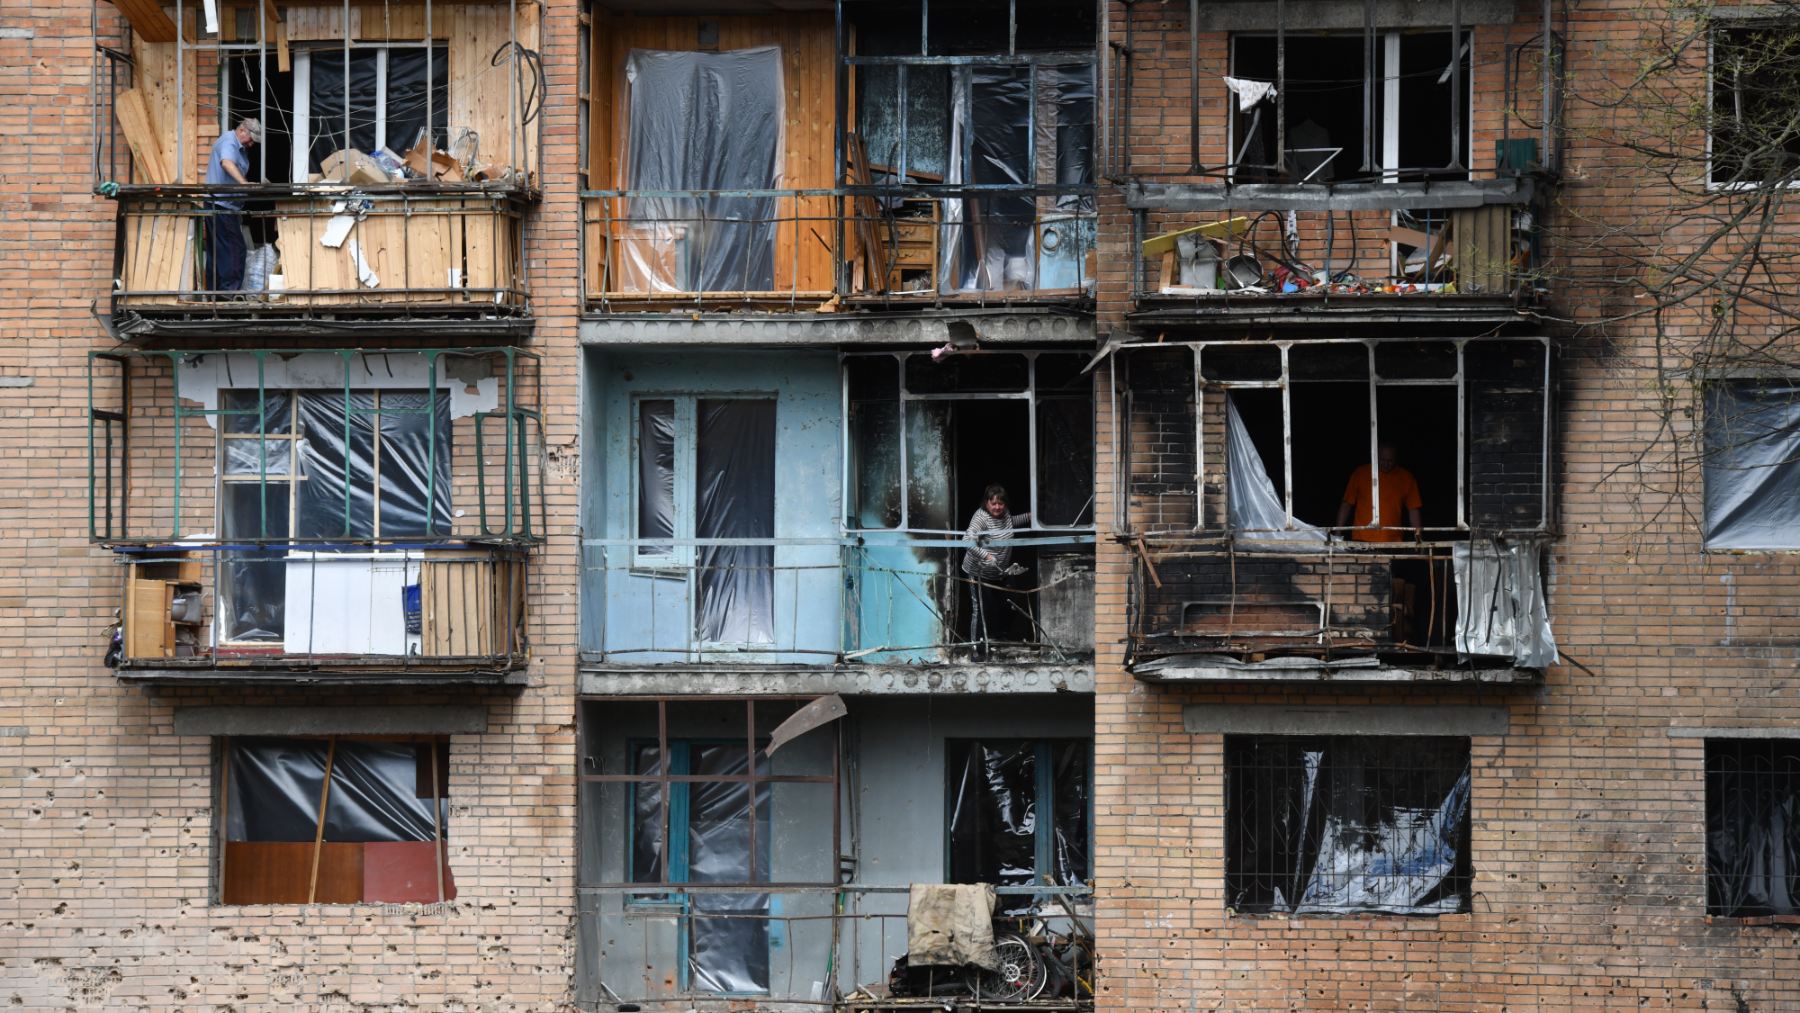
[124, 558, 204, 660]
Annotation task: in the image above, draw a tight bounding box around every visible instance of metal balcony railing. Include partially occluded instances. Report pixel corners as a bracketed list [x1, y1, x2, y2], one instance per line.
[580, 186, 1096, 311]
[577, 883, 1094, 1011]
[582, 536, 1094, 665]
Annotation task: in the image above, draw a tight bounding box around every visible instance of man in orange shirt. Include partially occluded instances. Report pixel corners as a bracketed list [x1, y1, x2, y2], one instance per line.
[1335, 443, 1423, 542]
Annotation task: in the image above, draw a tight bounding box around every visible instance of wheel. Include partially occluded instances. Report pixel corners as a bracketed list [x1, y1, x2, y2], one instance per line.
[965, 931, 1049, 1002]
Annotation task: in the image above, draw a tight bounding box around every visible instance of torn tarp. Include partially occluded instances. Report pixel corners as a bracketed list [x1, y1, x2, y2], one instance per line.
[1227, 395, 1324, 545]
[623, 48, 784, 293]
[695, 399, 776, 646]
[1451, 539, 1556, 668]
[1703, 382, 1800, 550]
[1226, 736, 1471, 916]
[226, 738, 440, 843]
[907, 883, 998, 970]
[1706, 739, 1800, 917]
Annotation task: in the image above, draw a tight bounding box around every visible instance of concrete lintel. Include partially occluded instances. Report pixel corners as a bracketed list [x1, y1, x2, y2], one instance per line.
[1182, 703, 1510, 737]
[1669, 727, 1800, 739]
[1190, 0, 1521, 31]
[579, 664, 1095, 696]
[579, 312, 1095, 348]
[1126, 177, 1531, 213]
[173, 704, 489, 737]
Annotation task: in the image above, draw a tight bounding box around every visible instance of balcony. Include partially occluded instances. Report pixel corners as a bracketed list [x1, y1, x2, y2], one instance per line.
[580, 186, 1096, 313]
[581, 537, 1095, 689]
[114, 545, 528, 684]
[88, 346, 542, 685]
[1127, 182, 1542, 326]
[110, 187, 531, 338]
[1113, 336, 1554, 685]
[92, 0, 541, 339]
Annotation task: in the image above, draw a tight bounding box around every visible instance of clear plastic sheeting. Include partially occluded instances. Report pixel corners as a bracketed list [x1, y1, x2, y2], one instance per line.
[941, 65, 1094, 292]
[296, 391, 452, 539]
[1226, 736, 1472, 916]
[1451, 539, 1556, 668]
[226, 738, 441, 843]
[695, 400, 777, 645]
[1703, 383, 1800, 550]
[623, 48, 784, 293]
[1227, 395, 1324, 544]
[1705, 739, 1800, 917]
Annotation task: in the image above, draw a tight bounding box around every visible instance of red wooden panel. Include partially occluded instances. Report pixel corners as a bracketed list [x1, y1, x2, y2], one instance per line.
[363, 841, 455, 903]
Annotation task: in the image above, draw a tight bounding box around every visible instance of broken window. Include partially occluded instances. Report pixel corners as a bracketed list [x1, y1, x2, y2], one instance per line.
[217, 389, 452, 644]
[292, 43, 449, 178]
[1705, 738, 1800, 917]
[1225, 736, 1471, 916]
[1710, 23, 1800, 186]
[1229, 30, 1470, 182]
[630, 739, 772, 994]
[618, 47, 785, 293]
[843, 352, 1094, 532]
[220, 736, 453, 905]
[631, 396, 777, 644]
[946, 739, 1090, 912]
[850, 0, 1096, 293]
[1702, 381, 1800, 550]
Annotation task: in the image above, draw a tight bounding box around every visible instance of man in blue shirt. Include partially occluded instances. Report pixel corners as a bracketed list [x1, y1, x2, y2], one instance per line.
[205, 118, 261, 293]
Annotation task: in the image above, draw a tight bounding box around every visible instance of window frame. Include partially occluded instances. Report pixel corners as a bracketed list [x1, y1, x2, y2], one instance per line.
[1225, 28, 1474, 184]
[1223, 733, 1473, 918]
[840, 350, 1097, 534]
[628, 392, 778, 569]
[1121, 336, 1554, 538]
[1703, 737, 1800, 920]
[1701, 378, 1800, 552]
[942, 737, 1093, 891]
[1707, 20, 1800, 191]
[289, 40, 449, 181]
[214, 733, 452, 907]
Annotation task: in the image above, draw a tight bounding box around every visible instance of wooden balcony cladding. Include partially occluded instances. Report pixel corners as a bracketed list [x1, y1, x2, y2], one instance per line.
[108, 1, 540, 187]
[115, 193, 525, 309]
[584, 13, 837, 300]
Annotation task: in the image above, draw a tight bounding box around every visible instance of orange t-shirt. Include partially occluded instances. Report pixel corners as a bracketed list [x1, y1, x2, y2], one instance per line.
[1341, 464, 1422, 542]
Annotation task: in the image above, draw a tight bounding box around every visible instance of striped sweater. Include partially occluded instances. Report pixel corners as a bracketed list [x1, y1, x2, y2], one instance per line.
[961, 508, 1032, 579]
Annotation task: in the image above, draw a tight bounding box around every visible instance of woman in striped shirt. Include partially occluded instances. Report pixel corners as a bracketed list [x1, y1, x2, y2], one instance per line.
[963, 483, 1030, 662]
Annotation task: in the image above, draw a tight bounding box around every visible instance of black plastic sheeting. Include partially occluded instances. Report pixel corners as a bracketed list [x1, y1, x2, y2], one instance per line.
[1226, 736, 1471, 916]
[947, 740, 1090, 913]
[628, 742, 773, 993]
[942, 64, 1093, 292]
[227, 738, 442, 843]
[695, 400, 776, 645]
[1706, 739, 1800, 917]
[637, 400, 677, 557]
[1703, 383, 1800, 550]
[625, 48, 784, 292]
[307, 46, 448, 174]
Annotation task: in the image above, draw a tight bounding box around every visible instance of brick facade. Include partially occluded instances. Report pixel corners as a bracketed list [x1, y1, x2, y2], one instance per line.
[2, 0, 1797, 1010]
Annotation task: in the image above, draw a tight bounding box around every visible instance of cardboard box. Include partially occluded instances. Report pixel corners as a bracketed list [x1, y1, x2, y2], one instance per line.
[320, 148, 392, 186]
[403, 137, 464, 183]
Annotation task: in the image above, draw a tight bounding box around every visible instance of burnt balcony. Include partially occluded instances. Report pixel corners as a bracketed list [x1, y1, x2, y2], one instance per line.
[109, 187, 531, 339]
[1126, 180, 1542, 327]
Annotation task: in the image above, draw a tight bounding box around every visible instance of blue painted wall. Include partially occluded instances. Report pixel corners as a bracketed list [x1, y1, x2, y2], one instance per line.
[583, 350, 843, 663]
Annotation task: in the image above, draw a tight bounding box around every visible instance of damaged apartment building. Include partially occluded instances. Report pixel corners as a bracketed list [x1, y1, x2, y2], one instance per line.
[9, 0, 1800, 1008]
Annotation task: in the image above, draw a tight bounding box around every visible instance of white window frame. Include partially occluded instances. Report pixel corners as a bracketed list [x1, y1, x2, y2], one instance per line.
[629, 393, 778, 571]
[291, 41, 446, 181]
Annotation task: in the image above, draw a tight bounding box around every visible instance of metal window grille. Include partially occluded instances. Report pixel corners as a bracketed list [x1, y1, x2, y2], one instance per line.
[1225, 734, 1472, 916]
[1705, 738, 1800, 918]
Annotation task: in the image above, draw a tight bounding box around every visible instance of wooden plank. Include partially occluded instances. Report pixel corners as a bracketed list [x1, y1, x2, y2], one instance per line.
[1141, 217, 1250, 258]
[108, 0, 179, 44]
[115, 88, 171, 184]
